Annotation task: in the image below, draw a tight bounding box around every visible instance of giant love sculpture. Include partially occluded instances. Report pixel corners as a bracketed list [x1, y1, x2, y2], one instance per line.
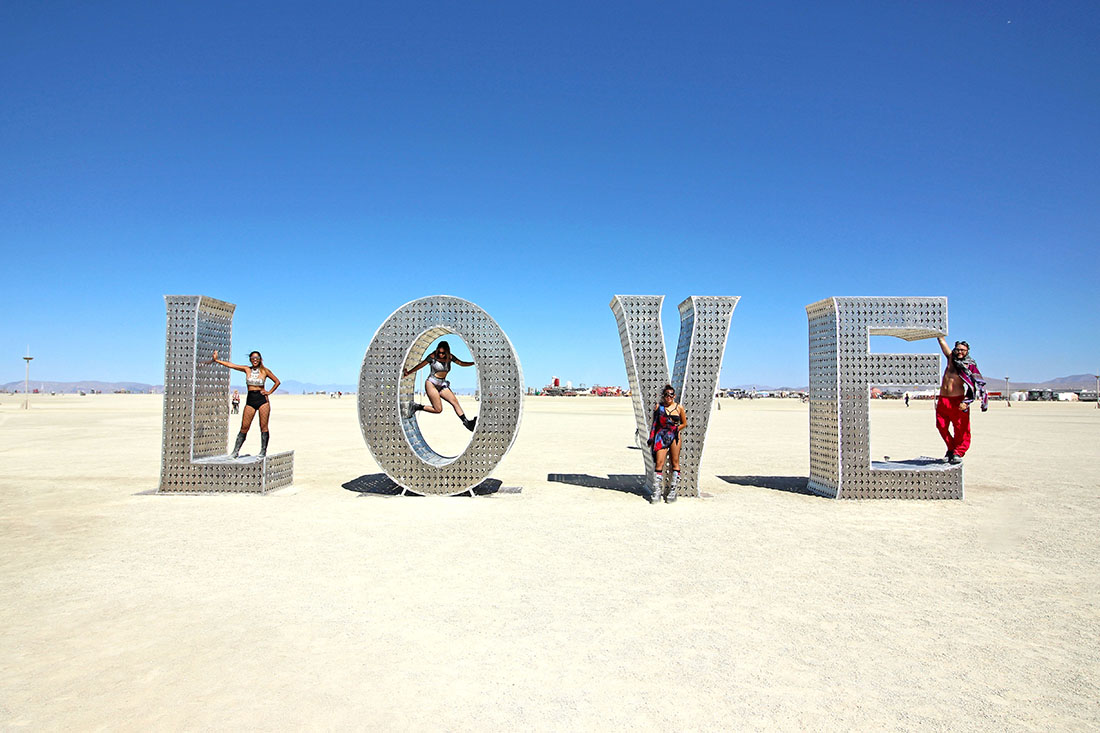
[157, 294, 963, 500]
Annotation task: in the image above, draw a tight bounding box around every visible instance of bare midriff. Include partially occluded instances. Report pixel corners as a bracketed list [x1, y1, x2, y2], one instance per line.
[940, 365, 965, 397]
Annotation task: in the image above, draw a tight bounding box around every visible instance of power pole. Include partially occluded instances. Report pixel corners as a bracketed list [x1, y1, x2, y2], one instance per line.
[23, 346, 34, 410]
[1005, 376, 1011, 407]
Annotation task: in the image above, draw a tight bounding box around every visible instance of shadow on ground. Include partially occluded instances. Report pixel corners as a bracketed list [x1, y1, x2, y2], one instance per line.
[342, 474, 504, 497]
[718, 475, 819, 496]
[547, 473, 647, 498]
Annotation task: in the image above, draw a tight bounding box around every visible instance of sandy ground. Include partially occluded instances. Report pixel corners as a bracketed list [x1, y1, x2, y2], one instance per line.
[1, 393, 1098, 731]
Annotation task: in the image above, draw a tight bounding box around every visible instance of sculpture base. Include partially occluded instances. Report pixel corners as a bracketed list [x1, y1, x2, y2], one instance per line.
[157, 451, 294, 495]
[808, 457, 962, 500]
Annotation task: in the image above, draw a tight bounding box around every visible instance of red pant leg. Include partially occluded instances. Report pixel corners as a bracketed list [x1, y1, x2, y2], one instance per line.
[953, 404, 972, 456]
[935, 397, 956, 451]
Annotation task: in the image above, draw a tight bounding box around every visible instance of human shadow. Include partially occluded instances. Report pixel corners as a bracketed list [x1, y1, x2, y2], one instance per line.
[718, 475, 819, 497]
[342, 473, 504, 497]
[547, 473, 647, 498]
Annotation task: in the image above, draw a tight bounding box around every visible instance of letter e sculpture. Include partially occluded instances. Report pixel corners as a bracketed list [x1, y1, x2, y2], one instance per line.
[806, 296, 962, 499]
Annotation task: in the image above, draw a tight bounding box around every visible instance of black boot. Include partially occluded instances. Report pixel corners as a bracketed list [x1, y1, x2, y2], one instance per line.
[260, 431, 270, 457]
[407, 402, 425, 419]
[460, 415, 476, 432]
[231, 432, 246, 458]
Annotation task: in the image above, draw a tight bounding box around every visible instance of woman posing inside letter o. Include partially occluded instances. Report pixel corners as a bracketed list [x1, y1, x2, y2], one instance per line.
[404, 340, 476, 432]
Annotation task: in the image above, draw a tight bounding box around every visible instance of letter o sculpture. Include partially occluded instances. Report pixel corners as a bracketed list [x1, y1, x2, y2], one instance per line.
[358, 296, 524, 496]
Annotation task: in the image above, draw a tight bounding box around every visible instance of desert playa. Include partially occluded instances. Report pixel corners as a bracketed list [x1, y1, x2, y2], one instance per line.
[2, 394, 1098, 730]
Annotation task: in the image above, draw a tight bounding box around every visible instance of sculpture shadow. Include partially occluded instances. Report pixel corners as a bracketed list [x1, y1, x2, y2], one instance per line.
[547, 473, 647, 498]
[342, 473, 503, 497]
[718, 475, 820, 497]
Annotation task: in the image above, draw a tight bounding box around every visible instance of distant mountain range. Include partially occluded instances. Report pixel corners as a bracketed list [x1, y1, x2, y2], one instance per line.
[728, 374, 1099, 393]
[0, 378, 480, 395]
[1, 380, 163, 394]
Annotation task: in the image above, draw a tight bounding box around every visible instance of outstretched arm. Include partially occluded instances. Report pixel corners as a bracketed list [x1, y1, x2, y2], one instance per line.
[403, 359, 429, 377]
[212, 350, 247, 372]
[937, 336, 952, 359]
[451, 356, 475, 367]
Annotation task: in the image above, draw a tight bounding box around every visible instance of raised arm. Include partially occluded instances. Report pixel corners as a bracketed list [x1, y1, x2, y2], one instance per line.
[403, 359, 429, 377]
[937, 336, 952, 359]
[212, 350, 248, 372]
[263, 370, 280, 396]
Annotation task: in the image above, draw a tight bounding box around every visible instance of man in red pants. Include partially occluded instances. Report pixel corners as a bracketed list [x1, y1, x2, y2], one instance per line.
[936, 337, 987, 464]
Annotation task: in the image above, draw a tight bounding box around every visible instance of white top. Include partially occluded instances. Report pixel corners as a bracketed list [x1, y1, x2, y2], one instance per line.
[246, 368, 265, 387]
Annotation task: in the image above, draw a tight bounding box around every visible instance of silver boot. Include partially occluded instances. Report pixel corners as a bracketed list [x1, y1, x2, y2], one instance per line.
[648, 473, 664, 504]
[665, 471, 680, 503]
[259, 431, 270, 457]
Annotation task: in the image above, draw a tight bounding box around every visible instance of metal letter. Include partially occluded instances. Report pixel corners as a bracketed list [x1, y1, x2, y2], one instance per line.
[159, 295, 294, 493]
[806, 296, 962, 499]
[610, 295, 739, 497]
[358, 296, 523, 496]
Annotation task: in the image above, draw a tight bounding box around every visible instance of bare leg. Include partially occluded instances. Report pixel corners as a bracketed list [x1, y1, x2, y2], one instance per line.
[440, 387, 476, 431]
[438, 388, 466, 419]
[655, 447, 669, 473]
[422, 381, 444, 413]
[666, 438, 682, 502]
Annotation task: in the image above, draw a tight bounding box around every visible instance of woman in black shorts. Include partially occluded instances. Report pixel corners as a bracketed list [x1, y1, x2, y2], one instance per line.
[213, 349, 281, 457]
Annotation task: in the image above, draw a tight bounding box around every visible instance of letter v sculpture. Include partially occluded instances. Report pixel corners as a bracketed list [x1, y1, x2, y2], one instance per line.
[611, 295, 739, 498]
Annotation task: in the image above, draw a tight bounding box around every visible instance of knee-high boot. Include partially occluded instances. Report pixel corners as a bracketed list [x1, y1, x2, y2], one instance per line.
[260, 432, 270, 457]
[649, 472, 664, 504]
[231, 432, 246, 458]
[666, 470, 681, 503]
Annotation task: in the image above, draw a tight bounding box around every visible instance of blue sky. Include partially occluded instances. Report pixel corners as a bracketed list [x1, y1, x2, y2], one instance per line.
[2, 2, 1097, 389]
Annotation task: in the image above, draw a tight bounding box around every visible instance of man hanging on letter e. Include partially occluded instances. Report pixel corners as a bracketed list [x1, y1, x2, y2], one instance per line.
[936, 337, 988, 464]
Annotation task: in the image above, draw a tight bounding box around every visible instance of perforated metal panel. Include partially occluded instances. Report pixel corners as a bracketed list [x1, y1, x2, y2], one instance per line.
[158, 295, 294, 494]
[358, 296, 523, 496]
[806, 296, 962, 499]
[610, 295, 739, 497]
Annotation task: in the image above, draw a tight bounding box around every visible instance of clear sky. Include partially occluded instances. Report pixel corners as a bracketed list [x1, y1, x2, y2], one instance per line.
[2, 2, 1097, 390]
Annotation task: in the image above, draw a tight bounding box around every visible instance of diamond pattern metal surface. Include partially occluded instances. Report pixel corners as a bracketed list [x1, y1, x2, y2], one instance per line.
[806, 296, 962, 499]
[158, 295, 294, 494]
[610, 295, 739, 497]
[358, 296, 523, 496]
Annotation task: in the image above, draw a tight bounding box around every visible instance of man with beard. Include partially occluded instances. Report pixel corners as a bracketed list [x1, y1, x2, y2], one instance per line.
[936, 337, 988, 464]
